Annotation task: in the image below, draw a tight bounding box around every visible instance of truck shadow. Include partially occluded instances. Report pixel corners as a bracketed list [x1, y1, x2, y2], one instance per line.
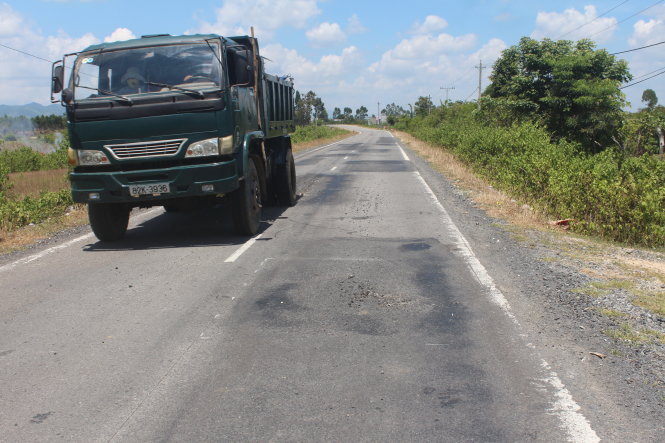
[82, 203, 291, 252]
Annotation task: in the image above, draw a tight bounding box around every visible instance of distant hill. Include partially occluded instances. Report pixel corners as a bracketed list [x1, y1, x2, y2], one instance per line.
[0, 102, 64, 118]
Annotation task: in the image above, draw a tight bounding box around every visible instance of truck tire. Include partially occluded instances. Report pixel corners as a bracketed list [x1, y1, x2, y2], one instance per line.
[232, 158, 261, 235]
[88, 203, 130, 241]
[275, 149, 296, 206]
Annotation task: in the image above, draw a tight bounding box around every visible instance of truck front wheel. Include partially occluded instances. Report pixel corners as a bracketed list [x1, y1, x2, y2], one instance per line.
[275, 149, 296, 206]
[88, 203, 130, 241]
[232, 158, 261, 235]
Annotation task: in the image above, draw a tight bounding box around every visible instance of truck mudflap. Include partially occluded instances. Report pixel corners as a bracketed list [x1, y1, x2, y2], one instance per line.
[70, 160, 239, 204]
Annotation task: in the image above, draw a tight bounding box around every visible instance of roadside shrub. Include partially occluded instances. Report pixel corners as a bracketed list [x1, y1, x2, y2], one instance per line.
[0, 139, 69, 173]
[291, 125, 348, 144]
[402, 105, 665, 247]
[0, 189, 73, 231]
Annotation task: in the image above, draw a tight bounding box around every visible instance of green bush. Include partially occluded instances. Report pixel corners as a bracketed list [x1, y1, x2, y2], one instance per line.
[399, 104, 665, 247]
[0, 139, 69, 173]
[0, 189, 73, 231]
[291, 125, 348, 144]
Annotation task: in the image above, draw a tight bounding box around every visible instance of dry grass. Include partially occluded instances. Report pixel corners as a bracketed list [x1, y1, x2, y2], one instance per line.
[392, 130, 549, 230]
[391, 129, 665, 319]
[0, 205, 88, 255]
[8, 169, 69, 197]
[292, 130, 357, 153]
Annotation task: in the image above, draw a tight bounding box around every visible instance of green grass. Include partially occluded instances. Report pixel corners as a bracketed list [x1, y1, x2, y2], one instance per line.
[603, 323, 665, 345]
[291, 125, 349, 144]
[572, 280, 634, 297]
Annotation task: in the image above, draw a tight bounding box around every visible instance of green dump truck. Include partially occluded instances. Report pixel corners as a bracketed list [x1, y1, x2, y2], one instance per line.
[50, 33, 296, 241]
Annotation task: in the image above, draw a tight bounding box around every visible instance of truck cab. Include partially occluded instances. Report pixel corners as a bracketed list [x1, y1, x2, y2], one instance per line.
[51, 34, 296, 241]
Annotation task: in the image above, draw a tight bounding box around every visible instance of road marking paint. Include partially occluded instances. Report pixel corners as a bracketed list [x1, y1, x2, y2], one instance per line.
[224, 234, 263, 263]
[0, 232, 95, 274]
[0, 207, 162, 274]
[412, 170, 599, 443]
[330, 166, 337, 171]
[397, 144, 410, 161]
[294, 135, 358, 159]
[344, 156, 349, 160]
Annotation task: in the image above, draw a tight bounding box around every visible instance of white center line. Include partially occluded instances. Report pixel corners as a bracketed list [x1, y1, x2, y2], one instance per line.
[330, 166, 337, 171]
[224, 234, 263, 263]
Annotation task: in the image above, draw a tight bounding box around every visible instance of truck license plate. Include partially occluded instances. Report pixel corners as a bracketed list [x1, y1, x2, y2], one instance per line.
[129, 182, 170, 196]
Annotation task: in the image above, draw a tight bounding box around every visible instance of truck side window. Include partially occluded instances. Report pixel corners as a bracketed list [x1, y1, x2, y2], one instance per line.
[228, 49, 252, 86]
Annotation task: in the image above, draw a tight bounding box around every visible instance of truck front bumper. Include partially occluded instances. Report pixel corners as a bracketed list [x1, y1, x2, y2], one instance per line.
[70, 160, 239, 204]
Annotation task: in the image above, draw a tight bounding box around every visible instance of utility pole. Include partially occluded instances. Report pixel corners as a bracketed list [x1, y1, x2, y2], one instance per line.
[475, 60, 484, 110]
[440, 86, 455, 104]
[377, 101, 381, 125]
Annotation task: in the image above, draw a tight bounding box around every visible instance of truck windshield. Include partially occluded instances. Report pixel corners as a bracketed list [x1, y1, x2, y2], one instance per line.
[71, 42, 222, 101]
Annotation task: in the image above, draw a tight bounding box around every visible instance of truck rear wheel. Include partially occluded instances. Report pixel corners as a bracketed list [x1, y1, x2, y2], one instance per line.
[88, 203, 130, 241]
[233, 158, 261, 235]
[275, 149, 296, 206]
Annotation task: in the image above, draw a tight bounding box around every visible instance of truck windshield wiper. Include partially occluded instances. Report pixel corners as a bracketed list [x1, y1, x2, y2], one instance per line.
[75, 85, 133, 104]
[145, 82, 206, 98]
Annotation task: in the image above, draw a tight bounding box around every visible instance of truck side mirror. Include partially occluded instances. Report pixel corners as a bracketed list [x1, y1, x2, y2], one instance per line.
[52, 64, 64, 93]
[51, 62, 64, 103]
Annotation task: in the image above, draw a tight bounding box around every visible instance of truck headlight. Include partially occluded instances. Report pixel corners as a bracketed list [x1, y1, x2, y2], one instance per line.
[74, 149, 109, 166]
[185, 136, 234, 158]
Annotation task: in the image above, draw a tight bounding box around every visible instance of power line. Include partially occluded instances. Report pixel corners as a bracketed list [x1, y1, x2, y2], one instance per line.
[0, 42, 52, 63]
[630, 65, 665, 81]
[589, 0, 664, 39]
[464, 87, 478, 102]
[620, 68, 665, 89]
[557, 0, 629, 39]
[611, 39, 665, 54]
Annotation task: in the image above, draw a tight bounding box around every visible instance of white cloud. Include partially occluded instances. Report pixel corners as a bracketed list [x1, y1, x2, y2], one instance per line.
[45, 30, 99, 59]
[306, 22, 345, 47]
[411, 15, 448, 35]
[0, 3, 106, 104]
[104, 28, 136, 43]
[346, 14, 366, 35]
[262, 43, 361, 85]
[532, 6, 617, 43]
[0, 3, 23, 36]
[190, 0, 321, 40]
[630, 19, 665, 47]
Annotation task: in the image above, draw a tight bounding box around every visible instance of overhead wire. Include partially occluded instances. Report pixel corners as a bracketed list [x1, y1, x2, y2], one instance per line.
[0, 42, 53, 63]
[620, 68, 665, 88]
[588, 0, 664, 39]
[557, 0, 630, 39]
[611, 39, 665, 54]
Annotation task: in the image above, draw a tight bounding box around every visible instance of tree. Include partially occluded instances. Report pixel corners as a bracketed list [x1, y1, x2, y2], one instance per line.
[355, 105, 368, 121]
[342, 107, 353, 122]
[414, 96, 433, 117]
[486, 37, 631, 151]
[332, 107, 342, 120]
[294, 91, 310, 125]
[382, 103, 407, 125]
[641, 89, 658, 110]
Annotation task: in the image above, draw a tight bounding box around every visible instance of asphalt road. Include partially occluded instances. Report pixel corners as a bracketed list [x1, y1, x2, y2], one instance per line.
[0, 127, 625, 441]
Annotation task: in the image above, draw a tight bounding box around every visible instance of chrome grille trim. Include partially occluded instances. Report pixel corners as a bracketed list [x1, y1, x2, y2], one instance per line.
[104, 138, 187, 159]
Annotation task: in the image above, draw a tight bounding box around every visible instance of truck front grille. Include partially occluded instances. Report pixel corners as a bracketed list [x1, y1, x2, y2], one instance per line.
[105, 139, 187, 160]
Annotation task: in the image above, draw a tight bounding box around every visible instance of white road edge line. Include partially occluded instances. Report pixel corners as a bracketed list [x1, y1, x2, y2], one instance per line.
[397, 144, 410, 161]
[412, 170, 599, 443]
[0, 207, 163, 274]
[224, 233, 263, 263]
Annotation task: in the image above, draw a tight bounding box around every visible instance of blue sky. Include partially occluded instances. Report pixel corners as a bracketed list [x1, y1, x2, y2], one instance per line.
[2, 0, 665, 114]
